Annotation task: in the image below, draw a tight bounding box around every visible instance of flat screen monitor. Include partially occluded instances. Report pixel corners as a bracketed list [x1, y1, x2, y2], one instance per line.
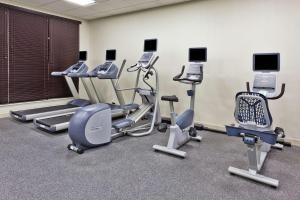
[106, 49, 116, 61]
[144, 39, 157, 52]
[79, 51, 87, 61]
[253, 53, 280, 71]
[189, 48, 207, 62]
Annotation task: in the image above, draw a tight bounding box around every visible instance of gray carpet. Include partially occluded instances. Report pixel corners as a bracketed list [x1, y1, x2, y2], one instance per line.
[0, 117, 299, 200]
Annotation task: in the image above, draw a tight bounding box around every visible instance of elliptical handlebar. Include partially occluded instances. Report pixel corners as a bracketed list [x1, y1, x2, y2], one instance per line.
[117, 59, 127, 79]
[246, 82, 285, 100]
[126, 55, 159, 73]
[150, 56, 159, 69]
[143, 68, 155, 92]
[127, 63, 139, 72]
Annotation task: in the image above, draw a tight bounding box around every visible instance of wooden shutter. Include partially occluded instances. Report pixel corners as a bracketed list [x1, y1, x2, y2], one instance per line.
[48, 18, 79, 99]
[0, 7, 8, 104]
[9, 8, 48, 103]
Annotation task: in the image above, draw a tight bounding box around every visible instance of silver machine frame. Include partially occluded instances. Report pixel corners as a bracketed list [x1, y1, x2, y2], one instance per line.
[10, 61, 88, 121]
[33, 57, 128, 132]
[67, 48, 162, 154]
[227, 71, 286, 188]
[112, 52, 161, 137]
[153, 61, 204, 158]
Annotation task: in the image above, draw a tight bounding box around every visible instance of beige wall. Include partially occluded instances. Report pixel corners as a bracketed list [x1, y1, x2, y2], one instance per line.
[87, 0, 300, 143]
[0, 0, 90, 116]
[1, 0, 299, 145]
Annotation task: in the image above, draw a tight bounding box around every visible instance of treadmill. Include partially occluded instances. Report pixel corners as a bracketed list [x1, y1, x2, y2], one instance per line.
[33, 49, 138, 133]
[10, 51, 91, 122]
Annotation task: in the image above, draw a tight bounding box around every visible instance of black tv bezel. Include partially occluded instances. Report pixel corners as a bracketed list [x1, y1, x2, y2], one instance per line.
[106, 49, 116, 61]
[253, 53, 280, 72]
[144, 39, 158, 52]
[189, 47, 207, 62]
[79, 51, 87, 61]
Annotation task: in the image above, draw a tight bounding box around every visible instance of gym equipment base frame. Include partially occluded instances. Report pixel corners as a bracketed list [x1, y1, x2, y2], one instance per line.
[153, 133, 201, 158]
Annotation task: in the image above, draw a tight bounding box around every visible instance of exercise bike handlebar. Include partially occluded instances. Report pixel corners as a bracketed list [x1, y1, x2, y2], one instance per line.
[246, 82, 286, 100]
[173, 65, 186, 81]
[269, 83, 285, 100]
[173, 65, 202, 83]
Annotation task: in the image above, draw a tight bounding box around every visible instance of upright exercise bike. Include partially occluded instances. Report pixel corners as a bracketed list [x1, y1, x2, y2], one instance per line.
[226, 53, 287, 187]
[153, 48, 207, 158]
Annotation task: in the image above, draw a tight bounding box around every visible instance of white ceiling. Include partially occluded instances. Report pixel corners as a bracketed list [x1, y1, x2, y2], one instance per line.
[6, 0, 193, 20]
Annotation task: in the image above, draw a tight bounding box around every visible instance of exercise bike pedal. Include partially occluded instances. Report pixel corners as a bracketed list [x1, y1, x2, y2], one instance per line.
[275, 127, 285, 138]
[157, 123, 168, 132]
[189, 127, 197, 137]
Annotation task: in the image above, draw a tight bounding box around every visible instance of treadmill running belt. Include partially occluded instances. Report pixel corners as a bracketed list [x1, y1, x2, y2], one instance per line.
[36, 114, 74, 127]
[11, 104, 78, 117]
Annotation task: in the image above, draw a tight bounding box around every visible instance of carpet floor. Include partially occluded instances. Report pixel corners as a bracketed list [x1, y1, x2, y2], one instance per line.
[0, 117, 299, 200]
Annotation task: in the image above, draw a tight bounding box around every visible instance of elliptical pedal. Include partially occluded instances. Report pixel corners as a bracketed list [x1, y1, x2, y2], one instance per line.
[67, 144, 84, 154]
[157, 123, 168, 132]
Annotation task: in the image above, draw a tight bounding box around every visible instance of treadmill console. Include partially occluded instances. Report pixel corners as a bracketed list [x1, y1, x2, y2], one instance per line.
[51, 61, 88, 77]
[98, 62, 113, 74]
[70, 62, 84, 73]
[97, 61, 118, 79]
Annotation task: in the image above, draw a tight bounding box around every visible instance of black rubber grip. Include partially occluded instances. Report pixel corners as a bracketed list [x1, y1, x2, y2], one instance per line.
[161, 95, 179, 102]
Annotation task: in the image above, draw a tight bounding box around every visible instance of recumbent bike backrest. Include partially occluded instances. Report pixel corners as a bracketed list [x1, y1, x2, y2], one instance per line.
[234, 92, 273, 129]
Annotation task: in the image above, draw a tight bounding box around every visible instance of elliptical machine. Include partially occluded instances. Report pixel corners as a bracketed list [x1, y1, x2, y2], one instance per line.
[225, 53, 288, 187]
[153, 48, 207, 158]
[67, 39, 161, 154]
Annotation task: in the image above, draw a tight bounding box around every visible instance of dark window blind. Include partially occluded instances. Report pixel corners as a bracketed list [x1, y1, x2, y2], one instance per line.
[48, 18, 79, 99]
[0, 3, 80, 104]
[9, 8, 48, 103]
[0, 7, 8, 104]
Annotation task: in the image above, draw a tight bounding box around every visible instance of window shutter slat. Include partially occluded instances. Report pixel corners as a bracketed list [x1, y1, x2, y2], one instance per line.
[0, 7, 8, 104]
[48, 18, 79, 99]
[9, 9, 48, 103]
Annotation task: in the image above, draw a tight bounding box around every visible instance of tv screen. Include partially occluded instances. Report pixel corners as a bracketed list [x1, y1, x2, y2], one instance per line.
[144, 39, 157, 52]
[79, 51, 87, 61]
[106, 49, 116, 61]
[189, 48, 207, 62]
[253, 53, 280, 71]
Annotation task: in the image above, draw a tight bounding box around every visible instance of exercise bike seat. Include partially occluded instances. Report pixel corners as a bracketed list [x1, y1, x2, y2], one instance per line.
[226, 125, 277, 145]
[161, 95, 179, 102]
[226, 91, 277, 145]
